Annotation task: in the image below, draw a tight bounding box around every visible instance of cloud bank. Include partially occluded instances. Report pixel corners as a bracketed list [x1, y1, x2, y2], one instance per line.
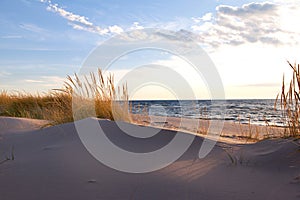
[192, 1, 300, 48]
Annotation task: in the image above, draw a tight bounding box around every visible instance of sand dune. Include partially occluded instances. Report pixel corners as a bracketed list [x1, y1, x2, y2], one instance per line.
[0, 117, 48, 134]
[0, 117, 299, 200]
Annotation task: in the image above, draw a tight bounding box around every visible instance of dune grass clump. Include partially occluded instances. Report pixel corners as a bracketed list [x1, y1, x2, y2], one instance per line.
[276, 61, 300, 138]
[0, 91, 73, 124]
[0, 69, 129, 125]
[61, 69, 129, 122]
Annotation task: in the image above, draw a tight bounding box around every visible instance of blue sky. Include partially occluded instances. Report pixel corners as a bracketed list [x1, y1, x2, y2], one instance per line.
[0, 0, 300, 99]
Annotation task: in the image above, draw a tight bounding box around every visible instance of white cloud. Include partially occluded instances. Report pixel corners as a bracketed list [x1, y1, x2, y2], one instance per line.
[41, 1, 123, 35]
[192, 13, 213, 23]
[70, 23, 109, 35]
[217, 2, 276, 16]
[202, 13, 213, 21]
[130, 22, 144, 30]
[46, 3, 93, 26]
[108, 25, 124, 34]
[191, 22, 213, 32]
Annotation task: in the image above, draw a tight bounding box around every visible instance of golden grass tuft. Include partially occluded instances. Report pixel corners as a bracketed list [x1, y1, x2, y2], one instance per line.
[62, 69, 129, 122]
[0, 69, 129, 125]
[276, 61, 300, 138]
[0, 90, 73, 125]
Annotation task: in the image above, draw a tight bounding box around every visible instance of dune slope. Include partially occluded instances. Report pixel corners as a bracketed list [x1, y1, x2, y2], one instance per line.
[0, 117, 299, 200]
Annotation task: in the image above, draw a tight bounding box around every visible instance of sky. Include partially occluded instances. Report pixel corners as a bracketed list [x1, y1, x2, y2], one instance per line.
[0, 0, 300, 99]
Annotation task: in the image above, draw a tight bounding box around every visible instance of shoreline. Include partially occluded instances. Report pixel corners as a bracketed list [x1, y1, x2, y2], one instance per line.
[130, 114, 285, 143]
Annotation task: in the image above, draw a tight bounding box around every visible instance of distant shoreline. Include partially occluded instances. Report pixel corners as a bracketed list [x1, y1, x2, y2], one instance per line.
[130, 99, 284, 127]
[131, 114, 285, 143]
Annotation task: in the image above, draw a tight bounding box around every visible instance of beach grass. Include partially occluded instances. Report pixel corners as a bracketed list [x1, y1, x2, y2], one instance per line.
[0, 91, 73, 124]
[276, 61, 300, 138]
[0, 69, 129, 125]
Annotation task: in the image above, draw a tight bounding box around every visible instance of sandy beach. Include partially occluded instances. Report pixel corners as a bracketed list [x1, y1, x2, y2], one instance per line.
[0, 117, 299, 200]
[131, 114, 285, 143]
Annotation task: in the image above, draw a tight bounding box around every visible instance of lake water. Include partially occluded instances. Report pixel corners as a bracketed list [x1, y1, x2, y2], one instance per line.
[130, 99, 285, 126]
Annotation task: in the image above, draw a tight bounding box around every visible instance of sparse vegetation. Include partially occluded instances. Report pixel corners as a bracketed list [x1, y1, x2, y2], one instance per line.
[62, 69, 129, 122]
[0, 146, 14, 165]
[276, 61, 300, 138]
[0, 90, 73, 125]
[0, 69, 129, 125]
